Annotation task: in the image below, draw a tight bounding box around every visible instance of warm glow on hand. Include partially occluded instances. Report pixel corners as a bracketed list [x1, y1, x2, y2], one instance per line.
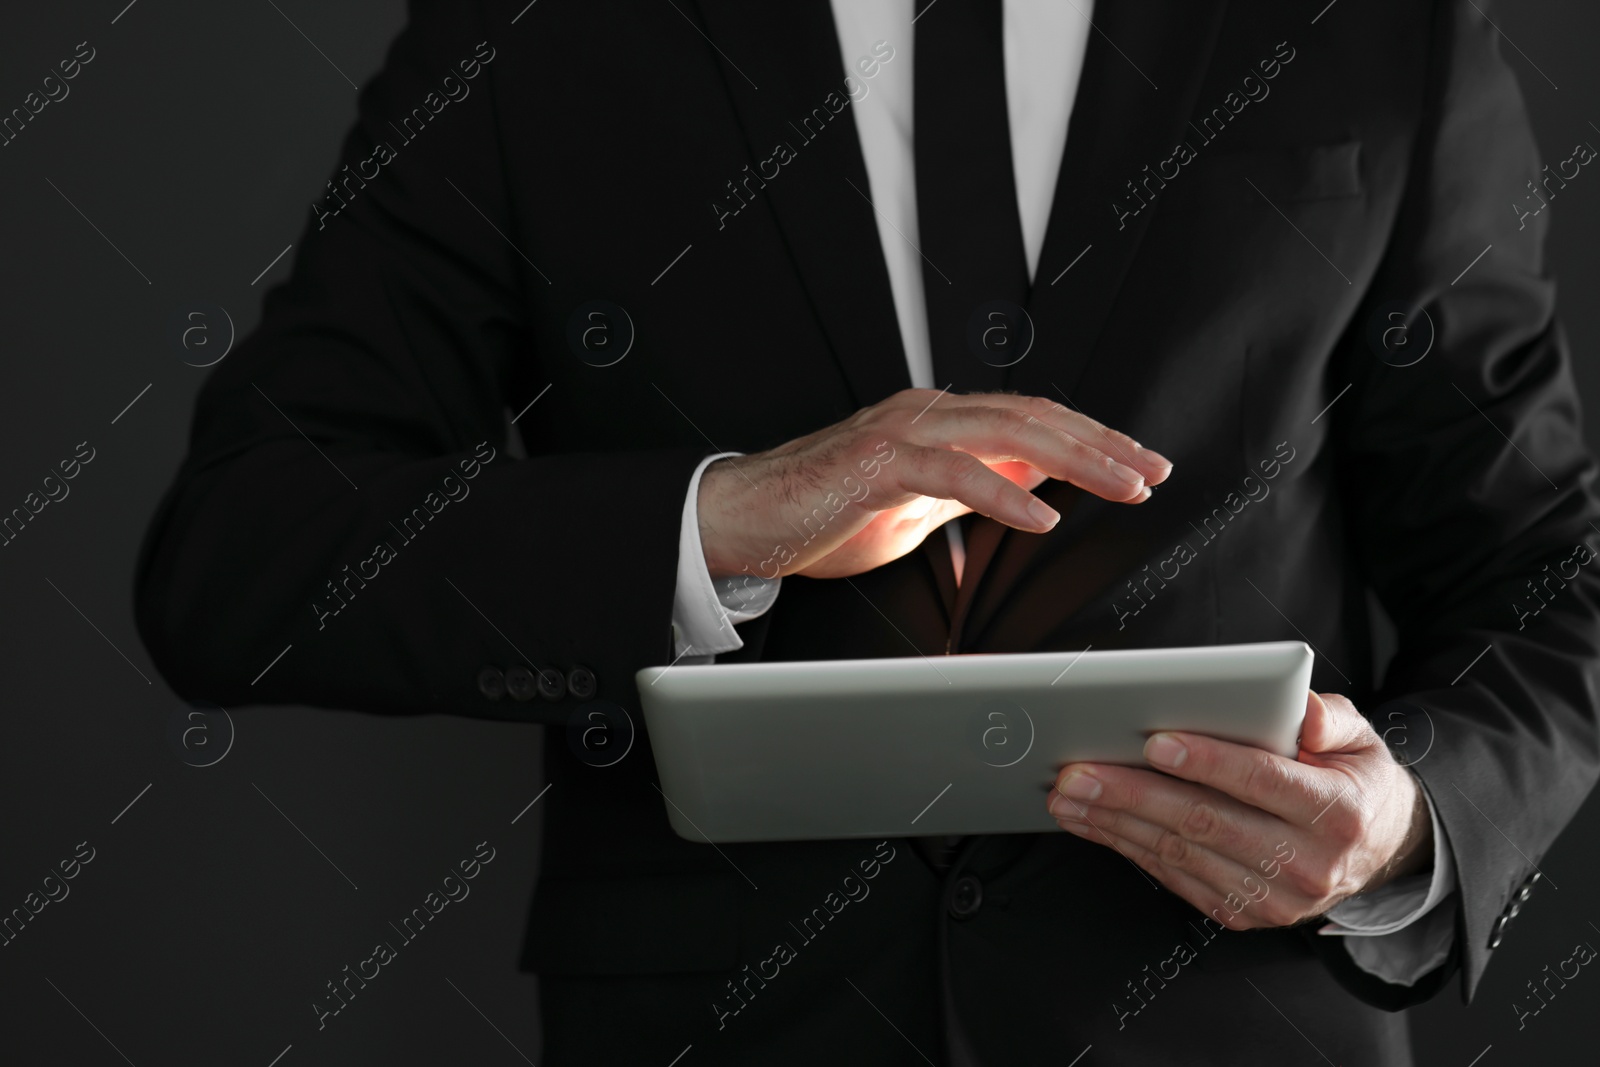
[792, 460, 1048, 579]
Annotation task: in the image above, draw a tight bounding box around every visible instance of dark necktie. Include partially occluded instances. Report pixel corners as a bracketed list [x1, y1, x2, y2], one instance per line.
[913, 0, 1033, 397]
[913, 0, 1031, 872]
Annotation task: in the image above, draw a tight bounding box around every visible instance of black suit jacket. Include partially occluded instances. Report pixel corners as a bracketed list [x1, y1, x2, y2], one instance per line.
[135, 1, 1600, 1063]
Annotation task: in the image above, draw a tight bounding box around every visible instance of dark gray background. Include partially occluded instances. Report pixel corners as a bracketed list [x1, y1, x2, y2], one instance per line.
[0, 2, 1593, 1063]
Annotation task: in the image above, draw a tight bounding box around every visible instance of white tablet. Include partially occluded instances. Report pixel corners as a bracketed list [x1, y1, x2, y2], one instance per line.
[636, 640, 1312, 843]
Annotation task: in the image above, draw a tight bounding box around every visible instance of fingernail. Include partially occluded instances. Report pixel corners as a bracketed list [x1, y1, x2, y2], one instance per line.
[1057, 771, 1102, 802]
[1027, 499, 1060, 528]
[1047, 793, 1088, 820]
[1145, 733, 1187, 769]
[1137, 446, 1173, 470]
[1059, 820, 1093, 836]
[1109, 461, 1145, 487]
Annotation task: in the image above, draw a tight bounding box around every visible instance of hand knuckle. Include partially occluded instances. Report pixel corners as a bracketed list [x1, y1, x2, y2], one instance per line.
[892, 388, 934, 415]
[1001, 406, 1036, 433]
[1023, 395, 1067, 420]
[1059, 433, 1097, 463]
[1329, 806, 1364, 847]
[1179, 800, 1221, 842]
[1155, 829, 1192, 867]
[1304, 867, 1339, 900]
[1325, 859, 1357, 898]
[1282, 862, 1323, 897]
[950, 453, 988, 490]
[1243, 754, 1287, 801]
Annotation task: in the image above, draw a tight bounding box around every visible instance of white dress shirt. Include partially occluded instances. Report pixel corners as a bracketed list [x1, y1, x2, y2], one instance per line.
[667, 0, 1456, 989]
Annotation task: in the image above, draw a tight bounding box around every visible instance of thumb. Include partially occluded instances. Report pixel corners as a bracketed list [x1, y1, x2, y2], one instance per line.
[1298, 691, 1371, 757]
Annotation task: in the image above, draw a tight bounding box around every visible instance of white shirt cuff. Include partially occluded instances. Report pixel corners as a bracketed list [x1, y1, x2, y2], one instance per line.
[1317, 778, 1458, 986]
[670, 452, 780, 662]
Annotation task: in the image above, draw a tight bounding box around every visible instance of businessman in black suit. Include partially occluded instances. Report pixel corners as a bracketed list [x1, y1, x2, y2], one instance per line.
[136, 1, 1600, 1063]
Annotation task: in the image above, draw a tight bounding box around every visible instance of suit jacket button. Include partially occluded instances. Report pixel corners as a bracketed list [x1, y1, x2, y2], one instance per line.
[538, 667, 567, 701]
[476, 666, 506, 700]
[567, 665, 597, 700]
[1529, 871, 1542, 886]
[948, 875, 983, 920]
[1517, 885, 1533, 903]
[505, 664, 538, 701]
[1489, 914, 1509, 949]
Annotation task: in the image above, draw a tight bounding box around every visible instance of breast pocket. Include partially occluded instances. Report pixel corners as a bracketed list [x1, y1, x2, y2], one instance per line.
[1160, 140, 1364, 213]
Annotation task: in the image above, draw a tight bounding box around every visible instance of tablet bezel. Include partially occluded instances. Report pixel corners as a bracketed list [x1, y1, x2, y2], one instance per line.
[636, 640, 1313, 843]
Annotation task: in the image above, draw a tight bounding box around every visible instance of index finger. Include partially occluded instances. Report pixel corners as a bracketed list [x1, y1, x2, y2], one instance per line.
[1139, 730, 1344, 826]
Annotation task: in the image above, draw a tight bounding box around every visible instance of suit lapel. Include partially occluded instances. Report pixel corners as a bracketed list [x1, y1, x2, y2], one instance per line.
[957, 0, 1233, 647]
[1009, 0, 1232, 402]
[691, 0, 912, 412]
[693, 0, 958, 621]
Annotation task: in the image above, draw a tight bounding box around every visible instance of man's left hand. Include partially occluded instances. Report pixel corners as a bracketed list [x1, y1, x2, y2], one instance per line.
[1047, 691, 1433, 929]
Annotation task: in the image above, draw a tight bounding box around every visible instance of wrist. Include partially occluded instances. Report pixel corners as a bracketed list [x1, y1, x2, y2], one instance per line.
[1368, 769, 1434, 890]
[698, 457, 766, 580]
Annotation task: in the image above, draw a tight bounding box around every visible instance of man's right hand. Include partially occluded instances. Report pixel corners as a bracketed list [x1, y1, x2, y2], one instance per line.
[697, 389, 1172, 581]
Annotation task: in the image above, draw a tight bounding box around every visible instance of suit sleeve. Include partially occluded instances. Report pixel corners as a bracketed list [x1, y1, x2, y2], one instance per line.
[134, 0, 716, 725]
[1314, 0, 1600, 1007]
